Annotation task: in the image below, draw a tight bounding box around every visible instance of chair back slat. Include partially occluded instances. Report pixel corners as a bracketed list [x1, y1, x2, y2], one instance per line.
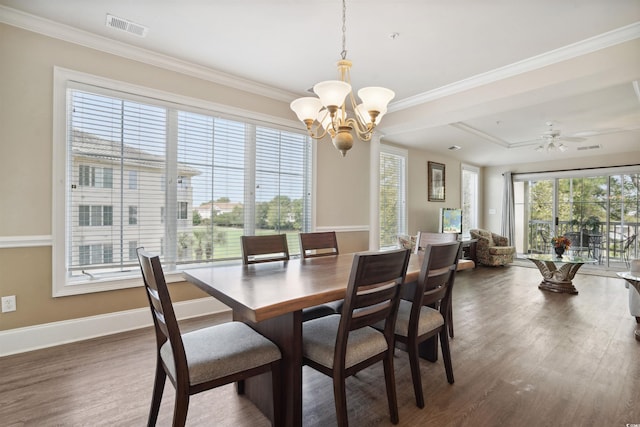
[300, 231, 339, 258]
[241, 234, 290, 264]
[336, 249, 411, 359]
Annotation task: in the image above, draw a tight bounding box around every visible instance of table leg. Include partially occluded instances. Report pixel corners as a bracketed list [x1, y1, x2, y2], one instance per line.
[234, 310, 303, 427]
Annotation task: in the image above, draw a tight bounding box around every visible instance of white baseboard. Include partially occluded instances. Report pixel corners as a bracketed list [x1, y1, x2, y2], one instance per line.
[0, 297, 229, 357]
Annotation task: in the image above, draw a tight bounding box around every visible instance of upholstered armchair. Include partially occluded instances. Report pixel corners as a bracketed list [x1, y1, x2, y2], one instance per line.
[469, 229, 515, 266]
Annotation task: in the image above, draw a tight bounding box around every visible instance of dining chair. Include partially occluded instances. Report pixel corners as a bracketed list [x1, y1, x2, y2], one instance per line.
[299, 231, 343, 321]
[413, 231, 457, 254]
[300, 231, 339, 258]
[302, 248, 411, 427]
[136, 248, 283, 427]
[241, 234, 290, 264]
[413, 231, 458, 338]
[382, 241, 460, 409]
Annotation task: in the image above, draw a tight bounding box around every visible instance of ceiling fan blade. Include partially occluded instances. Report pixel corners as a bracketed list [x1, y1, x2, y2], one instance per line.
[558, 136, 586, 143]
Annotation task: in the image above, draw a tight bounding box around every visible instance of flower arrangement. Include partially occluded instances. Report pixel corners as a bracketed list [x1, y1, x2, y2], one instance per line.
[551, 235, 571, 249]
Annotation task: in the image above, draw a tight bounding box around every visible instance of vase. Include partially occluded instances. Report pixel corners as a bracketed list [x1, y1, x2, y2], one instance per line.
[554, 247, 565, 258]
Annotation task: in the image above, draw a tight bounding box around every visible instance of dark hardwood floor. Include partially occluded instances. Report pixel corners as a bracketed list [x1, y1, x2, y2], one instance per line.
[1, 265, 639, 426]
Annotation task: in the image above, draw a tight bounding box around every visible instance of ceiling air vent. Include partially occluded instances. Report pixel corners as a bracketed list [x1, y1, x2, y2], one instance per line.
[577, 145, 602, 151]
[106, 14, 148, 37]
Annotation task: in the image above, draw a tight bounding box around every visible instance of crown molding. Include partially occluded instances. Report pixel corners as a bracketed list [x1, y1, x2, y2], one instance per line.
[0, 5, 297, 103]
[389, 22, 640, 113]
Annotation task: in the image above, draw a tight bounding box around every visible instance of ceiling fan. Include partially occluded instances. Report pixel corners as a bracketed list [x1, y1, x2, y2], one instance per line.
[534, 122, 586, 152]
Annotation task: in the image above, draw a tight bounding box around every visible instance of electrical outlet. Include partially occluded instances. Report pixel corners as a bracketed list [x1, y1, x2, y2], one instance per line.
[2, 295, 16, 313]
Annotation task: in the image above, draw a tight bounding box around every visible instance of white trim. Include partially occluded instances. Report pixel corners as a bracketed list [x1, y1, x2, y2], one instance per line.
[315, 225, 369, 232]
[389, 22, 640, 112]
[0, 235, 52, 248]
[0, 5, 297, 103]
[0, 297, 229, 357]
[513, 165, 640, 181]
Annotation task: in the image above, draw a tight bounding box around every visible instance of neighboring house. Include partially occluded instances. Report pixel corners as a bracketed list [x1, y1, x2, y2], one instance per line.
[194, 201, 242, 219]
[71, 130, 199, 272]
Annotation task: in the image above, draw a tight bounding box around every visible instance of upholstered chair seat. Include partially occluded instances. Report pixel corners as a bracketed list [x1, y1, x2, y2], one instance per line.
[160, 322, 282, 386]
[303, 315, 388, 369]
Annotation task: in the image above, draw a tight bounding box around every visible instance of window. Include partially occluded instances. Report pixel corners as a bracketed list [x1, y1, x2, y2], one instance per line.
[79, 205, 112, 226]
[178, 202, 188, 220]
[379, 145, 407, 249]
[128, 206, 137, 225]
[78, 165, 113, 188]
[128, 170, 138, 189]
[128, 241, 138, 261]
[79, 243, 113, 266]
[53, 69, 313, 295]
[461, 164, 479, 238]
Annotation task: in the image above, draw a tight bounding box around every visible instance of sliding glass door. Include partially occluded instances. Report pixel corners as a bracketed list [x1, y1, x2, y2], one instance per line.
[514, 167, 639, 271]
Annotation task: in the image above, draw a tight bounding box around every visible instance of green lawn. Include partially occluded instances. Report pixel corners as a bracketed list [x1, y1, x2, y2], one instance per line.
[190, 226, 301, 260]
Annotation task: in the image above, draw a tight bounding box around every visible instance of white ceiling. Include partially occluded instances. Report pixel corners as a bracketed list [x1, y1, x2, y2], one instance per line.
[1, 0, 639, 166]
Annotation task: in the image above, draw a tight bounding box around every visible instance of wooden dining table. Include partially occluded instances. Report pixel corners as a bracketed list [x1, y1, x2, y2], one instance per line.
[183, 252, 425, 427]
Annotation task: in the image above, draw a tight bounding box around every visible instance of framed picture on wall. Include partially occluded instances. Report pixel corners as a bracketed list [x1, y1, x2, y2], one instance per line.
[428, 161, 445, 201]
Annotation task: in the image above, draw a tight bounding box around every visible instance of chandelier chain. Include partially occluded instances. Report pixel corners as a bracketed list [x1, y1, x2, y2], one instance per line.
[341, 0, 347, 60]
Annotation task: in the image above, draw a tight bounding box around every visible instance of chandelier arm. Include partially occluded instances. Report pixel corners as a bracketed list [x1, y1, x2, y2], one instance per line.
[344, 117, 374, 141]
[307, 123, 332, 141]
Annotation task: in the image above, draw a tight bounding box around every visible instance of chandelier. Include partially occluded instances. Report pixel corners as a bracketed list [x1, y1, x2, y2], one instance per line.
[289, 0, 395, 157]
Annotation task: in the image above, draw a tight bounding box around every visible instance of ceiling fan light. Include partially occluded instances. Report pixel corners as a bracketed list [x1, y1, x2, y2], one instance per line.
[357, 87, 395, 115]
[313, 80, 351, 109]
[290, 97, 323, 123]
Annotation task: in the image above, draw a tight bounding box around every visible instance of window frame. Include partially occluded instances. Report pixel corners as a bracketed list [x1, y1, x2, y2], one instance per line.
[52, 67, 313, 296]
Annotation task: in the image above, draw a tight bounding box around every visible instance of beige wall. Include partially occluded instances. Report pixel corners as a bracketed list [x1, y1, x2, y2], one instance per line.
[404, 146, 470, 235]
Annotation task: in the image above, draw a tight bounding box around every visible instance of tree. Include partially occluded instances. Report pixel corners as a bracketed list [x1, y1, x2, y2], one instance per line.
[192, 210, 202, 225]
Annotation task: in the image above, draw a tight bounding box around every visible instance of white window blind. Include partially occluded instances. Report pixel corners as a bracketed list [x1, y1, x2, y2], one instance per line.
[379, 147, 407, 248]
[61, 83, 312, 292]
[461, 164, 479, 238]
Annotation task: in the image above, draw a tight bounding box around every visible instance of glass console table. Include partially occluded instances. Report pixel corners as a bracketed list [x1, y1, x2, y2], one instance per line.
[615, 272, 640, 341]
[526, 254, 597, 295]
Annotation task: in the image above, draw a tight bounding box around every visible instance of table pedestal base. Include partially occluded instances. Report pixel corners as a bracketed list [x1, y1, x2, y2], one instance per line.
[527, 257, 588, 295]
[538, 279, 578, 295]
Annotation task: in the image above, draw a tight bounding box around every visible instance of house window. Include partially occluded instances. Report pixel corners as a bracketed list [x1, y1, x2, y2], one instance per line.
[53, 69, 313, 296]
[379, 145, 407, 249]
[78, 165, 113, 188]
[178, 202, 188, 220]
[128, 170, 138, 189]
[79, 244, 113, 265]
[79, 205, 112, 226]
[129, 241, 138, 261]
[128, 206, 137, 225]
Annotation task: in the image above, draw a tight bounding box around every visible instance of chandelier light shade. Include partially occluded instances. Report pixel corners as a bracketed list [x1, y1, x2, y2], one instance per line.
[290, 0, 394, 157]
